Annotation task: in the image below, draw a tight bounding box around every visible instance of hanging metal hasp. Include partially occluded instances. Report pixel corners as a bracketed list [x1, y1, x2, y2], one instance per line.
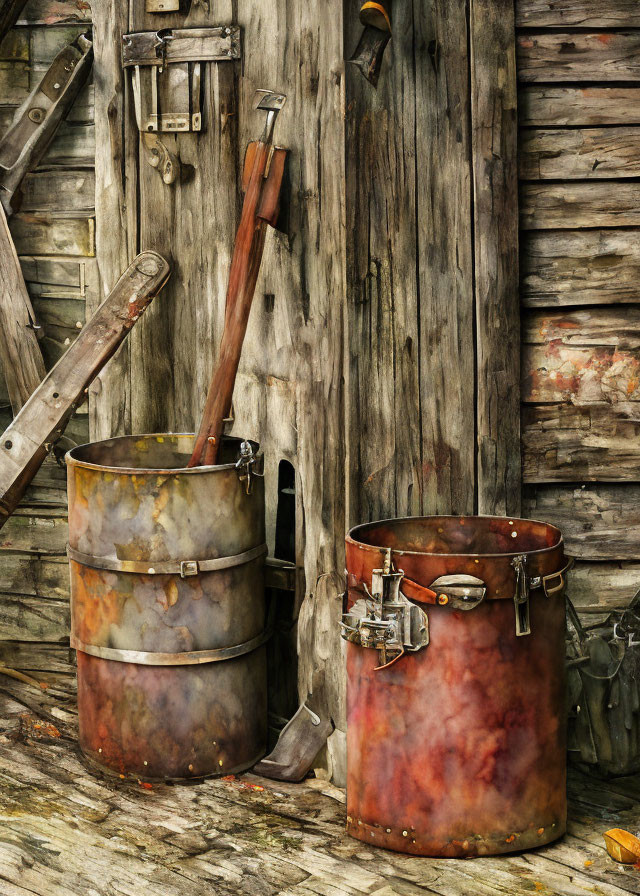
[122, 26, 241, 133]
[512, 554, 531, 637]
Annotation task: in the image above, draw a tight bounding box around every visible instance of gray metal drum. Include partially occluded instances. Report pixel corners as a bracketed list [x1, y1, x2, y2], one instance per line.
[66, 433, 267, 780]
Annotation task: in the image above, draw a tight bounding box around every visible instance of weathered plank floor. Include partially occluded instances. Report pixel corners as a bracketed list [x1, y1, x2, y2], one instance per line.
[1, 676, 640, 896]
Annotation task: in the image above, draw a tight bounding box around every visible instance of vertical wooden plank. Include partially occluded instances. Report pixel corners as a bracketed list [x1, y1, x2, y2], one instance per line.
[129, 0, 237, 434]
[0, 208, 46, 412]
[471, 0, 521, 515]
[344, 1, 422, 525]
[415, 0, 475, 515]
[235, 0, 347, 778]
[90, 0, 137, 439]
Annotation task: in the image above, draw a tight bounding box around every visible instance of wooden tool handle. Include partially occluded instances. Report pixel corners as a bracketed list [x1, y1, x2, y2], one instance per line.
[0, 252, 170, 528]
[189, 140, 287, 468]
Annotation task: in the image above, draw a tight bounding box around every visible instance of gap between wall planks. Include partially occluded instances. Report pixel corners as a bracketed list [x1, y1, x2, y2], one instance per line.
[517, 0, 640, 616]
[90, 0, 521, 782]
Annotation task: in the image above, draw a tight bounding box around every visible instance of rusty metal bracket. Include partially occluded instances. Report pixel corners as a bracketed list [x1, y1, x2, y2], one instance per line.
[512, 554, 531, 637]
[0, 31, 93, 215]
[67, 542, 267, 575]
[428, 574, 486, 610]
[122, 26, 240, 134]
[235, 439, 263, 494]
[341, 567, 429, 670]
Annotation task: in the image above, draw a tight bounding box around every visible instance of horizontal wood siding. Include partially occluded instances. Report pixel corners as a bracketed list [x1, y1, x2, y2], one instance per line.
[0, 2, 95, 674]
[518, 0, 640, 616]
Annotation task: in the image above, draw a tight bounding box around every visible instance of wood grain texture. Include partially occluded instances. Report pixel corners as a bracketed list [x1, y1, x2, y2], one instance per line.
[523, 402, 640, 482]
[90, 0, 136, 440]
[9, 213, 95, 256]
[129, 0, 237, 436]
[521, 182, 640, 229]
[523, 484, 640, 560]
[520, 127, 640, 180]
[517, 32, 640, 84]
[416, 0, 476, 516]
[519, 86, 640, 126]
[0, 205, 45, 412]
[516, 0, 640, 28]
[568, 561, 640, 616]
[521, 230, 640, 307]
[522, 307, 640, 405]
[2, 676, 640, 896]
[344, 0, 421, 522]
[18, 0, 92, 25]
[471, 0, 520, 516]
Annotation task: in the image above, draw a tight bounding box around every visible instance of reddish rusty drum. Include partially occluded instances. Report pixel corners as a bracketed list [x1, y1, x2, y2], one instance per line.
[343, 515, 571, 857]
[67, 434, 267, 780]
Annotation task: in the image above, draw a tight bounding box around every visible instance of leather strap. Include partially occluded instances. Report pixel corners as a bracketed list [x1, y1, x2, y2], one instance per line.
[67, 542, 268, 577]
[399, 576, 438, 605]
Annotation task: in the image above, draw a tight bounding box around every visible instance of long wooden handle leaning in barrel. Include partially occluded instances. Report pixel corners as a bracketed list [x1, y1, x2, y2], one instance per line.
[0, 251, 171, 529]
[189, 90, 287, 469]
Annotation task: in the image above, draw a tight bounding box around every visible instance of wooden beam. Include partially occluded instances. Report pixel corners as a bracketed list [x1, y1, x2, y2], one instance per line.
[344, 0, 421, 522]
[521, 230, 640, 307]
[522, 403, 640, 482]
[517, 32, 640, 83]
[90, 0, 136, 440]
[521, 182, 640, 229]
[415, 0, 475, 515]
[522, 307, 640, 405]
[516, 0, 640, 28]
[523, 484, 640, 560]
[0, 206, 45, 412]
[519, 86, 640, 127]
[520, 127, 640, 180]
[471, 0, 520, 516]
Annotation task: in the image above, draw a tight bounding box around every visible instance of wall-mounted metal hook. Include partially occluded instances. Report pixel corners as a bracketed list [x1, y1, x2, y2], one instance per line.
[142, 132, 179, 184]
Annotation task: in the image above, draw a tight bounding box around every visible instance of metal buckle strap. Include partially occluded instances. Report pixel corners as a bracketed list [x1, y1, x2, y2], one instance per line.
[67, 542, 268, 576]
[71, 625, 271, 666]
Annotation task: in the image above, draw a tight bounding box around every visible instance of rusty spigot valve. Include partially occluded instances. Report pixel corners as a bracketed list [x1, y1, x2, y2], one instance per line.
[341, 568, 429, 670]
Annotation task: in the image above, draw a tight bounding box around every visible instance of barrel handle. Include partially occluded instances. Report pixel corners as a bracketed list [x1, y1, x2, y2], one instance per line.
[542, 557, 574, 598]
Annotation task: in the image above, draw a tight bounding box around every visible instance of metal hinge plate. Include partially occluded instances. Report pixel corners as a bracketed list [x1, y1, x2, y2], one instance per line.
[122, 27, 241, 134]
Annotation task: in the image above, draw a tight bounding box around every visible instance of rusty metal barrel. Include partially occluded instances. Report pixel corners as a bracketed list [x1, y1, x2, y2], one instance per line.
[342, 515, 571, 857]
[66, 433, 267, 780]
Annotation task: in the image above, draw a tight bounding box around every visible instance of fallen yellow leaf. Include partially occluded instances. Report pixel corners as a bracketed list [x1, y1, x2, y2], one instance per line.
[604, 829, 640, 864]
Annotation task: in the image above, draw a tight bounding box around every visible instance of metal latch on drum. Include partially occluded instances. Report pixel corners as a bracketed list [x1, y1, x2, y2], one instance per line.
[341, 568, 430, 670]
[235, 440, 262, 495]
[122, 27, 241, 133]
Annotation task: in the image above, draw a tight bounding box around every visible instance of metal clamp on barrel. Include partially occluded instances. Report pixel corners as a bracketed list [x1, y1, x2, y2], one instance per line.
[341, 560, 429, 671]
[511, 554, 573, 637]
[67, 542, 268, 576]
[341, 553, 487, 669]
[235, 440, 263, 495]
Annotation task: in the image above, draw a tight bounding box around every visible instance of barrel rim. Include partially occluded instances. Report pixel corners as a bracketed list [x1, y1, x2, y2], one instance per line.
[65, 432, 261, 475]
[346, 514, 564, 560]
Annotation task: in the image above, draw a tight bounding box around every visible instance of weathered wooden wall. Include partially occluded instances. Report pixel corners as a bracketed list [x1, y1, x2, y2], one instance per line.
[0, 0, 522, 782]
[517, 0, 640, 617]
[0, 0, 94, 676]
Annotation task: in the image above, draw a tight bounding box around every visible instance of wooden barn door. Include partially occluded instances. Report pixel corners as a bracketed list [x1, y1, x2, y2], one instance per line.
[93, 0, 520, 780]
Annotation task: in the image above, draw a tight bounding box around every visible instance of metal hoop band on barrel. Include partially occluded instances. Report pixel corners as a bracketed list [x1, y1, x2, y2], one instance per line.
[70, 625, 272, 666]
[67, 542, 268, 577]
